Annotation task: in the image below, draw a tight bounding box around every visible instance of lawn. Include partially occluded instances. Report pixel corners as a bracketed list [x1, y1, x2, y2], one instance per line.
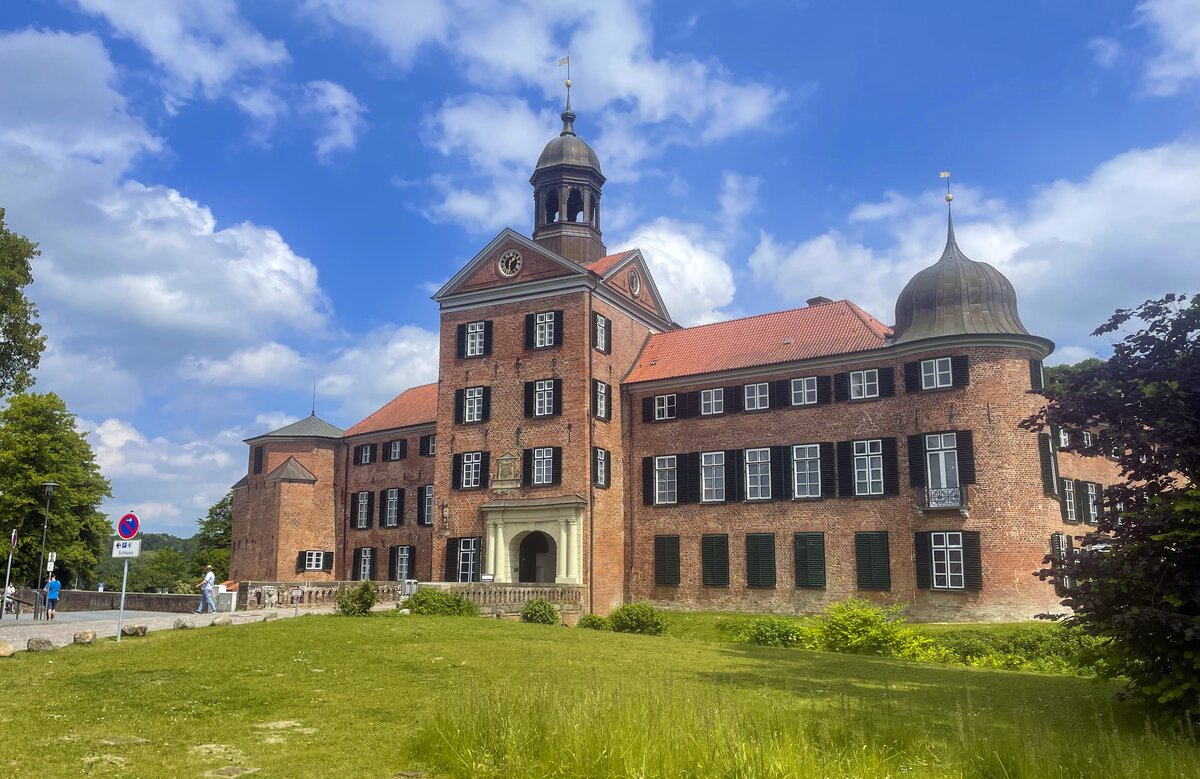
[0, 612, 1197, 778]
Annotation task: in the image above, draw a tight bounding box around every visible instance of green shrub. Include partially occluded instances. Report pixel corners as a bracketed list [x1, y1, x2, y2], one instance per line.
[402, 588, 479, 617]
[742, 616, 805, 647]
[577, 614, 611, 631]
[335, 580, 377, 617]
[799, 598, 954, 662]
[609, 603, 667, 636]
[520, 598, 560, 625]
[934, 625, 1110, 675]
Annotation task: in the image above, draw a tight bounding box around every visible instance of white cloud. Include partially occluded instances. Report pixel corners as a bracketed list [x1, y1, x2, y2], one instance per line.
[181, 343, 309, 388]
[233, 85, 290, 144]
[1088, 36, 1122, 69]
[615, 218, 735, 326]
[849, 191, 916, 223]
[318, 324, 440, 419]
[1137, 0, 1200, 96]
[302, 80, 368, 162]
[718, 171, 762, 234]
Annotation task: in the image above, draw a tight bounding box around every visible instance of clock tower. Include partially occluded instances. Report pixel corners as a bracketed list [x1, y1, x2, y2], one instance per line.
[530, 92, 607, 264]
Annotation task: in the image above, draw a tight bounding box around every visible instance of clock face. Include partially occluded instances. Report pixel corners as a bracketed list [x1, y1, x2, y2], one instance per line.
[498, 249, 523, 277]
[629, 269, 641, 296]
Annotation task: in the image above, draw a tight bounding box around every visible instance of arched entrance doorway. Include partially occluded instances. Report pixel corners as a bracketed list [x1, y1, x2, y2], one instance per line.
[517, 531, 557, 583]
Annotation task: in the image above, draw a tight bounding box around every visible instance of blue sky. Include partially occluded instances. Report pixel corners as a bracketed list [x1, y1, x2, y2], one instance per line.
[2, 1, 1198, 535]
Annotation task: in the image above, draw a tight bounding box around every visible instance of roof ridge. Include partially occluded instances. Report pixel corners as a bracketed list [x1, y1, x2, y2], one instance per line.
[653, 300, 857, 337]
[844, 301, 893, 336]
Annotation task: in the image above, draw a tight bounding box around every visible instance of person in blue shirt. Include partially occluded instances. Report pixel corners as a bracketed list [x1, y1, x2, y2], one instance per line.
[44, 574, 61, 621]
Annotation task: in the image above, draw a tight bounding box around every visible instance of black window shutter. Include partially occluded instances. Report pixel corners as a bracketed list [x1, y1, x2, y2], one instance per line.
[958, 431, 976, 484]
[388, 546, 397, 581]
[551, 447, 563, 485]
[908, 435, 927, 487]
[688, 452, 701, 503]
[1029, 359, 1045, 391]
[454, 389, 465, 424]
[352, 444, 361, 465]
[419, 434, 430, 456]
[726, 385, 743, 413]
[951, 355, 970, 387]
[642, 396, 653, 422]
[855, 532, 890, 589]
[552, 379, 563, 415]
[591, 447, 599, 484]
[680, 391, 699, 418]
[770, 445, 788, 501]
[455, 324, 466, 358]
[1076, 480, 1090, 523]
[904, 362, 921, 393]
[603, 317, 612, 354]
[397, 489, 406, 523]
[962, 531, 983, 590]
[416, 489, 426, 523]
[322, 551, 334, 572]
[746, 534, 776, 587]
[352, 548, 362, 578]
[378, 490, 388, 524]
[833, 372, 850, 402]
[642, 457, 654, 505]
[479, 453, 490, 487]
[591, 380, 599, 417]
[553, 310, 564, 345]
[295, 551, 305, 574]
[879, 368, 896, 398]
[381, 443, 390, 462]
[604, 385, 613, 421]
[701, 535, 729, 587]
[836, 441, 854, 497]
[654, 536, 680, 586]
[524, 381, 535, 417]
[524, 314, 535, 349]
[793, 532, 826, 588]
[674, 452, 692, 504]
[366, 491, 375, 525]
[591, 312, 599, 349]
[881, 438, 899, 495]
[1037, 434, 1057, 496]
[725, 449, 745, 501]
[914, 532, 932, 589]
[444, 539, 457, 581]
[481, 387, 491, 422]
[816, 375, 832, 405]
[452, 454, 463, 489]
[407, 547, 418, 581]
[369, 444, 377, 463]
[483, 320, 493, 355]
[398, 439, 408, 460]
[772, 379, 790, 407]
[521, 448, 534, 487]
[819, 443, 836, 498]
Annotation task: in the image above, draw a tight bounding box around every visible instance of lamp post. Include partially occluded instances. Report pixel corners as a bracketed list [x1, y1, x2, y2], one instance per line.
[34, 481, 58, 621]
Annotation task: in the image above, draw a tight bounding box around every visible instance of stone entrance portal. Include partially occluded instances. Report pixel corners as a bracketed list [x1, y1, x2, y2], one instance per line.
[517, 531, 557, 583]
[480, 495, 583, 584]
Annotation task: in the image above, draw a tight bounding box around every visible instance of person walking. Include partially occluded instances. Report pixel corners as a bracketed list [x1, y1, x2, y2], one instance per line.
[195, 565, 217, 614]
[44, 574, 61, 621]
[3, 582, 15, 614]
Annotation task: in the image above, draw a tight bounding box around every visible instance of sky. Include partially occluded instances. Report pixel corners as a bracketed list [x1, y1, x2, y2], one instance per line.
[2, 0, 1199, 536]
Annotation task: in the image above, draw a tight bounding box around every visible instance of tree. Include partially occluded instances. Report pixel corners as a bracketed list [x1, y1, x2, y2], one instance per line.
[0, 209, 46, 394]
[191, 492, 232, 581]
[1043, 357, 1105, 395]
[0, 393, 112, 587]
[1036, 293, 1200, 715]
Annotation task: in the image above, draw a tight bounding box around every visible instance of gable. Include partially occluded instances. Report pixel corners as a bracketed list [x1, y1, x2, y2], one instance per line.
[434, 229, 587, 301]
[598, 250, 673, 323]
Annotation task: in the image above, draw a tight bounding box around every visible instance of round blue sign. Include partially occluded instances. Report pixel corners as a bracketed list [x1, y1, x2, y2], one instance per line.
[117, 512, 140, 540]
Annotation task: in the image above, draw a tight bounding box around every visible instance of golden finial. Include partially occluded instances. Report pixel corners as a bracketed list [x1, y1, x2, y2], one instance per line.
[940, 169, 953, 202]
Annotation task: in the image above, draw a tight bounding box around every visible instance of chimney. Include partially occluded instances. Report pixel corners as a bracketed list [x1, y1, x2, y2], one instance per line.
[806, 296, 833, 306]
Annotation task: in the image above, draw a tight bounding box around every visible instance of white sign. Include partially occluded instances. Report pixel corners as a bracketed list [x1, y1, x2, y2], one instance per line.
[112, 539, 141, 558]
[48, 552, 57, 563]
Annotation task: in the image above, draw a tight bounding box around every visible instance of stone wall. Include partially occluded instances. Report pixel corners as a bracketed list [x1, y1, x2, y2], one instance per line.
[12, 588, 201, 614]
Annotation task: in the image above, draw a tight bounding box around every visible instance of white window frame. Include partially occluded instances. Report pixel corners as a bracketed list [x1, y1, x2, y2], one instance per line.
[535, 311, 555, 348]
[422, 485, 434, 525]
[355, 492, 369, 529]
[394, 546, 412, 581]
[850, 369, 879, 400]
[594, 314, 608, 352]
[745, 447, 772, 501]
[1082, 431, 1093, 447]
[654, 394, 676, 420]
[426, 435, 436, 456]
[744, 382, 769, 411]
[384, 487, 400, 527]
[1086, 482, 1098, 521]
[458, 537, 479, 582]
[465, 321, 486, 357]
[358, 547, 373, 581]
[596, 449, 608, 487]
[534, 379, 554, 417]
[1058, 428, 1070, 448]
[595, 381, 608, 419]
[921, 358, 953, 390]
[461, 451, 482, 489]
[924, 433, 960, 489]
[304, 550, 324, 571]
[791, 377, 817, 406]
[700, 388, 724, 415]
[389, 440, 403, 460]
[701, 451, 725, 503]
[931, 531, 964, 590]
[654, 455, 677, 505]
[1063, 479, 1077, 522]
[464, 386, 484, 423]
[792, 444, 821, 499]
[853, 439, 884, 496]
[532, 447, 553, 485]
[359, 446, 372, 465]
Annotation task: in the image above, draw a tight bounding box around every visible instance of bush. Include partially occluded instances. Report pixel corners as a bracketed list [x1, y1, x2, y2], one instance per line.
[402, 588, 479, 617]
[577, 614, 611, 631]
[800, 598, 953, 662]
[520, 598, 560, 625]
[609, 603, 667, 636]
[935, 625, 1109, 675]
[335, 580, 377, 617]
[742, 616, 804, 647]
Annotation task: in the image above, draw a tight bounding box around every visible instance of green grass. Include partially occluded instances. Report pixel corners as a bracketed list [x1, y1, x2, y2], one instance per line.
[0, 614, 1196, 778]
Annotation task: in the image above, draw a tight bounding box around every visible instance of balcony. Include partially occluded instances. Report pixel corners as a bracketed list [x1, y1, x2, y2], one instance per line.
[918, 484, 969, 516]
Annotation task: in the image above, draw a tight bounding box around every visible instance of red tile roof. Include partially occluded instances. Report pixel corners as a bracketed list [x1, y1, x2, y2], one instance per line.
[584, 249, 637, 277]
[627, 300, 892, 383]
[345, 383, 438, 436]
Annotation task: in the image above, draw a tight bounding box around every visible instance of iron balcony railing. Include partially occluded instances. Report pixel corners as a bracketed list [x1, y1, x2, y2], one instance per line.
[920, 484, 968, 510]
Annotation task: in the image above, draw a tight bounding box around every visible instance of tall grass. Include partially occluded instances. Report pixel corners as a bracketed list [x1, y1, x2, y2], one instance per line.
[415, 672, 1199, 779]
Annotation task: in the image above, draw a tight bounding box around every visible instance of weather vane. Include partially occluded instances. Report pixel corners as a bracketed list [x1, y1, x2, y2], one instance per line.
[940, 169, 953, 203]
[559, 52, 571, 103]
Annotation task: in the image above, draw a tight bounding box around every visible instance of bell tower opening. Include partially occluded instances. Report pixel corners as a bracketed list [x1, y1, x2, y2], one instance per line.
[543, 189, 560, 224]
[567, 187, 584, 223]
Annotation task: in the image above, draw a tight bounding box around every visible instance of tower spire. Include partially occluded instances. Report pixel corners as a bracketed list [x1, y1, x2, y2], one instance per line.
[559, 53, 575, 136]
[938, 169, 964, 262]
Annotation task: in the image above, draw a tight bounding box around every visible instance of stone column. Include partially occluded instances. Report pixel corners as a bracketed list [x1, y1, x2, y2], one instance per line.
[485, 522, 497, 577]
[495, 523, 509, 583]
[565, 519, 578, 583]
[556, 520, 568, 582]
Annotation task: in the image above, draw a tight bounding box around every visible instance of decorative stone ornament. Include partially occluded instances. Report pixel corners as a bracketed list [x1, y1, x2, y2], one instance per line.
[629, 269, 641, 296]
[492, 451, 521, 491]
[498, 249, 523, 277]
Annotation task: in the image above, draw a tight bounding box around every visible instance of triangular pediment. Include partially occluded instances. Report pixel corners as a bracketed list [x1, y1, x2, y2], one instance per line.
[432, 229, 588, 301]
[264, 457, 317, 484]
[596, 249, 674, 324]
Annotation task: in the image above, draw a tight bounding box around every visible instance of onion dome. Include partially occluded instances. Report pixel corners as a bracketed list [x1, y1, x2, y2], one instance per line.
[535, 97, 602, 175]
[892, 212, 1029, 344]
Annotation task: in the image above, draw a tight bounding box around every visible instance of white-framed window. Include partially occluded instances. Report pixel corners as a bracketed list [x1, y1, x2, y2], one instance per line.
[744, 383, 769, 411]
[359, 446, 372, 465]
[535, 380, 555, 417]
[389, 440, 404, 460]
[921, 358, 953, 390]
[654, 455, 677, 505]
[358, 547, 373, 581]
[465, 321, 486, 357]
[654, 394, 676, 420]
[532, 447, 553, 485]
[700, 388, 724, 415]
[701, 451, 725, 502]
[925, 433, 960, 489]
[850, 369, 879, 400]
[792, 444, 820, 498]
[1058, 428, 1071, 448]
[461, 451, 482, 489]
[595, 381, 608, 419]
[931, 531, 964, 589]
[464, 386, 484, 423]
[791, 377, 817, 406]
[426, 435, 436, 455]
[595, 449, 607, 487]
[594, 313, 608, 352]
[458, 537, 479, 582]
[1086, 482, 1098, 520]
[422, 485, 434, 525]
[394, 546, 412, 581]
[745, 447, 772, 500]
[355, 492, 369, 529]
[384, 487, 400, 527]
[304, 550, 324, 571]
[535, 311, 555, 348]
[853, 439, 884, 496]
[1082, 431, 1093, 447]
[1063, 479, 1077, 521]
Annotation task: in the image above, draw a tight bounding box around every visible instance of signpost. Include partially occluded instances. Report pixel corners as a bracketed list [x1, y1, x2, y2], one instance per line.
[114, 513, 141, 642]
[1, 528, 15, 621]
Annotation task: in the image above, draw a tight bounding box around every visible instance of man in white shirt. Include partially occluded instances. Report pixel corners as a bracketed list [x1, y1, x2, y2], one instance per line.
[195, 565, 217, 614]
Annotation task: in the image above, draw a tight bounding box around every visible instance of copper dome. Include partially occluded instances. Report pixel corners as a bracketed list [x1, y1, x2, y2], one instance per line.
[892, 214, 1029, 344]
[534, 106, 602, 175]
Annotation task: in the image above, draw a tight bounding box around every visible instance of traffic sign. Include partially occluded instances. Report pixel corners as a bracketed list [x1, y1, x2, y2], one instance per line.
[112, 539, 141, 558]
[117, 512, 140, 540]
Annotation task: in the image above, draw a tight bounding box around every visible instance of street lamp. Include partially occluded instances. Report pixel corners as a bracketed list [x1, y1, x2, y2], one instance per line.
[34, 481, 58, 621]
